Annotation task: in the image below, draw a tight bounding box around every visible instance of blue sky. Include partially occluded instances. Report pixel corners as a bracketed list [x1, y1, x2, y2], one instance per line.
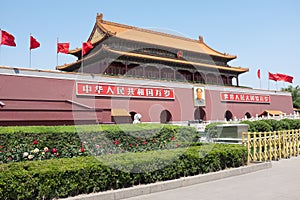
[0, 0, 299, 89]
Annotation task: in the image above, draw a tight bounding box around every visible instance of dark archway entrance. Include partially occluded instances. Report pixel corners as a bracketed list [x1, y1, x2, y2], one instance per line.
[225, 110, 233, 121]
[245, 112, 251, 119]
[130, 111, 137, 122]
[194, 107, 206, 121]
[160, 110, 172, 124]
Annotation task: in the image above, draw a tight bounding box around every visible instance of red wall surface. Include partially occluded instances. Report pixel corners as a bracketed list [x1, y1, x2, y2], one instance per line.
[203, 90, 293, 120]
[0, 70, 294, 126]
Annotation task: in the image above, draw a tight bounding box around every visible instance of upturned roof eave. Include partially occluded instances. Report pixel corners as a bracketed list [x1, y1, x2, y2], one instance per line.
[57, 46, 248, 74]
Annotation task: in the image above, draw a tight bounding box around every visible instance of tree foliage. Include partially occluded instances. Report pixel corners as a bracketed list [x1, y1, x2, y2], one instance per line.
[281, 85, 300, 108]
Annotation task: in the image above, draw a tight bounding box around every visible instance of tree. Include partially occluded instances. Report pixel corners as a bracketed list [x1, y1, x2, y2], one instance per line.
[281, 85, 300, 108]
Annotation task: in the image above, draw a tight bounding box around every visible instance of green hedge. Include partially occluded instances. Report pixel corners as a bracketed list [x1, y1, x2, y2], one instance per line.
[250, 120, 271, 132]
[281, 119, 300, 130]
[0, 124, 199, 163]
[262, 119, 290, 131]
[204, 119, 300, 135]
[240, 119, 300, 132]
[0, 144, 247, 200]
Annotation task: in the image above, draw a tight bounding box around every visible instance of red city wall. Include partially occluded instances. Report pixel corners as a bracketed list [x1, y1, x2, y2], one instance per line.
[0, 71, 294, 126]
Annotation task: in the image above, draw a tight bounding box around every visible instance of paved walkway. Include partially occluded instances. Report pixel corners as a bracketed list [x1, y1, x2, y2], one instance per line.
[125, 157, 300, 200]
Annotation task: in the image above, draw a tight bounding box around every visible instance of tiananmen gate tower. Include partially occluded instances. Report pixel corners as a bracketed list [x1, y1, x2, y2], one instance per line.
[0, 13, 293, 126]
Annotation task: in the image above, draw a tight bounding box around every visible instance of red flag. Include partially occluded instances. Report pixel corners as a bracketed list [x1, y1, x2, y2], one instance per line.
[257, 69, 261, 79]
[277, 73, 294, 83]
[30, 36, 40, 50]
[1, 30, 16, 47]
[82, 41, 93, 56]
[276, 73, 287, 81]
[57, 43, 70, 54]
[285, 75, 294, 83]
[268, 72, 280, 82]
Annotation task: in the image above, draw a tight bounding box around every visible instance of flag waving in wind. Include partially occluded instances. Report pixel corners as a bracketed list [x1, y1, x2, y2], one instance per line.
[30, 35, 40, 50]
[257, 69, 261, 79]
[284, 75, 294, 83]
[1, 30, 16, 47]
[268, 72, 280, 82]
[277, 73, 294, 83]
[269, 72, 294, 83]
[57, 43, 70, 54]
[29, 35, 40, 68]
[82, 41, 93, 56]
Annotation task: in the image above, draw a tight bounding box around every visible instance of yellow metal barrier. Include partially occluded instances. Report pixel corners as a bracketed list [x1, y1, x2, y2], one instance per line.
[242, 130, 300, 163]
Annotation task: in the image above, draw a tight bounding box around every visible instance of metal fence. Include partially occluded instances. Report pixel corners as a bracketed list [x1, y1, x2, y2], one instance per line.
[242, 130, 300, 163]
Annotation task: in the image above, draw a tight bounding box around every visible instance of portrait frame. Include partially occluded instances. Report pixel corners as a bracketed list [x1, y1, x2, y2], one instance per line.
[193, 87, 206, 107]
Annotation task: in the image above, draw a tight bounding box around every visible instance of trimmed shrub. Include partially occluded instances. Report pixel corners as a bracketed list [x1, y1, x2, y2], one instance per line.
[250, 121, 272, 132]
[263, 119, 290, 131]
[241, 119, 297, 132]
[278, 120, 291, 131]
[0, 144, 247, 200]
[0, 124, 199, 164]
[263, 119, 281, 131]
[281, 119, 300, 130]
[240, 120, 272, 132]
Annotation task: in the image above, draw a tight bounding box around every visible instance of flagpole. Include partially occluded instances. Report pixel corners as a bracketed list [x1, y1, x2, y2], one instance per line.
[56, 37, 59, 67]
[0, 29, 2, 65]
[81, 52, 83, 73]
[29, 33, 31, 68]
[0, 43, 2, 65]
[260, 79, 261, 89]
[81, 41, 83, 73]
[29, 50, 32, 68]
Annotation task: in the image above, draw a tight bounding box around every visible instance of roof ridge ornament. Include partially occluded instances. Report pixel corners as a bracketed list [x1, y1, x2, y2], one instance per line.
[97, 13, 103, 22]
[198, 36, 204, 43]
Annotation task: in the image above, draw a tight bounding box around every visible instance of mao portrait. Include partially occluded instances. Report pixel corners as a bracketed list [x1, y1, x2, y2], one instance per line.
[194, 87, 205, 107]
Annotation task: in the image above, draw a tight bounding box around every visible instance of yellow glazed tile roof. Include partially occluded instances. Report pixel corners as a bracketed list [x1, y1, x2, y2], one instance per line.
[69, 13, 237, 60]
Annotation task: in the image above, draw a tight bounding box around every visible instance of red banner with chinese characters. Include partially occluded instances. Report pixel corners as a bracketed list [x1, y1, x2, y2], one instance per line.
[220, 92, 270, 104]
[76, 82, 175, 99]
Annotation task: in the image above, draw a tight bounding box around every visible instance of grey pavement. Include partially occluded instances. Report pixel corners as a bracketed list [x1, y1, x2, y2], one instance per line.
[124, 157, 300, 200]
